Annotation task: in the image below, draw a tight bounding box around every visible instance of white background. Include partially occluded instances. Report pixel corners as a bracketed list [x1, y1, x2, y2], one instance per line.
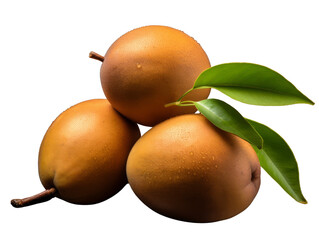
[1, 0, 318, 239]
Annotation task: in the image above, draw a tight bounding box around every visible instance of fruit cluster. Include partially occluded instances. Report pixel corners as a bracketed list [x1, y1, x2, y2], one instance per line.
[12, 25, 311, 223]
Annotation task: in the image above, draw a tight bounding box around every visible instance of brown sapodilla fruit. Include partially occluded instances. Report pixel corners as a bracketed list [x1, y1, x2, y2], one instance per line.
[11, 99, 140, 207]
[90, 25, 211, 126]
[126, 114, 261, 223]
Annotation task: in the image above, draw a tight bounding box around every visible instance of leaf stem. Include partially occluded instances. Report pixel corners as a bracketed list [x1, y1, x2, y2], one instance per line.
[178, 103, 196, 107]
[180, 100, 196, 105]
[165, 100, 196, 108]
[177, 88, 194, 101]
[164, 101, 181, 108]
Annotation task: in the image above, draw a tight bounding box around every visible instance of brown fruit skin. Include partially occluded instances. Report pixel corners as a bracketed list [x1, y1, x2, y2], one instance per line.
[126, 114, 260, 223]
[100, 25, 211, 126]
[38, 99, 140, 204]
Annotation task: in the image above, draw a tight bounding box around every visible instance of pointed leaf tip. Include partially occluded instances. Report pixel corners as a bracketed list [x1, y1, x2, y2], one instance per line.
[247, 119, 307, 204]
[193, 63, 315, 106]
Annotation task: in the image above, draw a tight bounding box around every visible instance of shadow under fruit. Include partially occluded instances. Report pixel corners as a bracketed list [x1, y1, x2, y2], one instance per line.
[126, 114, 261, 223]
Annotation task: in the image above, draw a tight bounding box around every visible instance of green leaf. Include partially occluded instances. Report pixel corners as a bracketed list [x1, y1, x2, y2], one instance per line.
[193, 63, 314, 106]
[247, 119, 307, 204]
[194, 99, 263, 149]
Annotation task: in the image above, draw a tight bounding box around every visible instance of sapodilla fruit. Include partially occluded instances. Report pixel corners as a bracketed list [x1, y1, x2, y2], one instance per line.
[90, 25, 211, 126]
[126, 114, 261, 223]
[11, 99, 140, 207]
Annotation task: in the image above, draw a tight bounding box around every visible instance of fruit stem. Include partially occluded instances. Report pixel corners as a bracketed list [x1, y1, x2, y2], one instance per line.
[89, 51, 105, 62]
[11, 188, 57, 208]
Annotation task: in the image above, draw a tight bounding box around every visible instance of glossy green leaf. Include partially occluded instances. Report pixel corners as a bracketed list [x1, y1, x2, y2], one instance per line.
[194, 99, 263, 149]
[193, 63, 314, 106]
[247, 119, 307, 203]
